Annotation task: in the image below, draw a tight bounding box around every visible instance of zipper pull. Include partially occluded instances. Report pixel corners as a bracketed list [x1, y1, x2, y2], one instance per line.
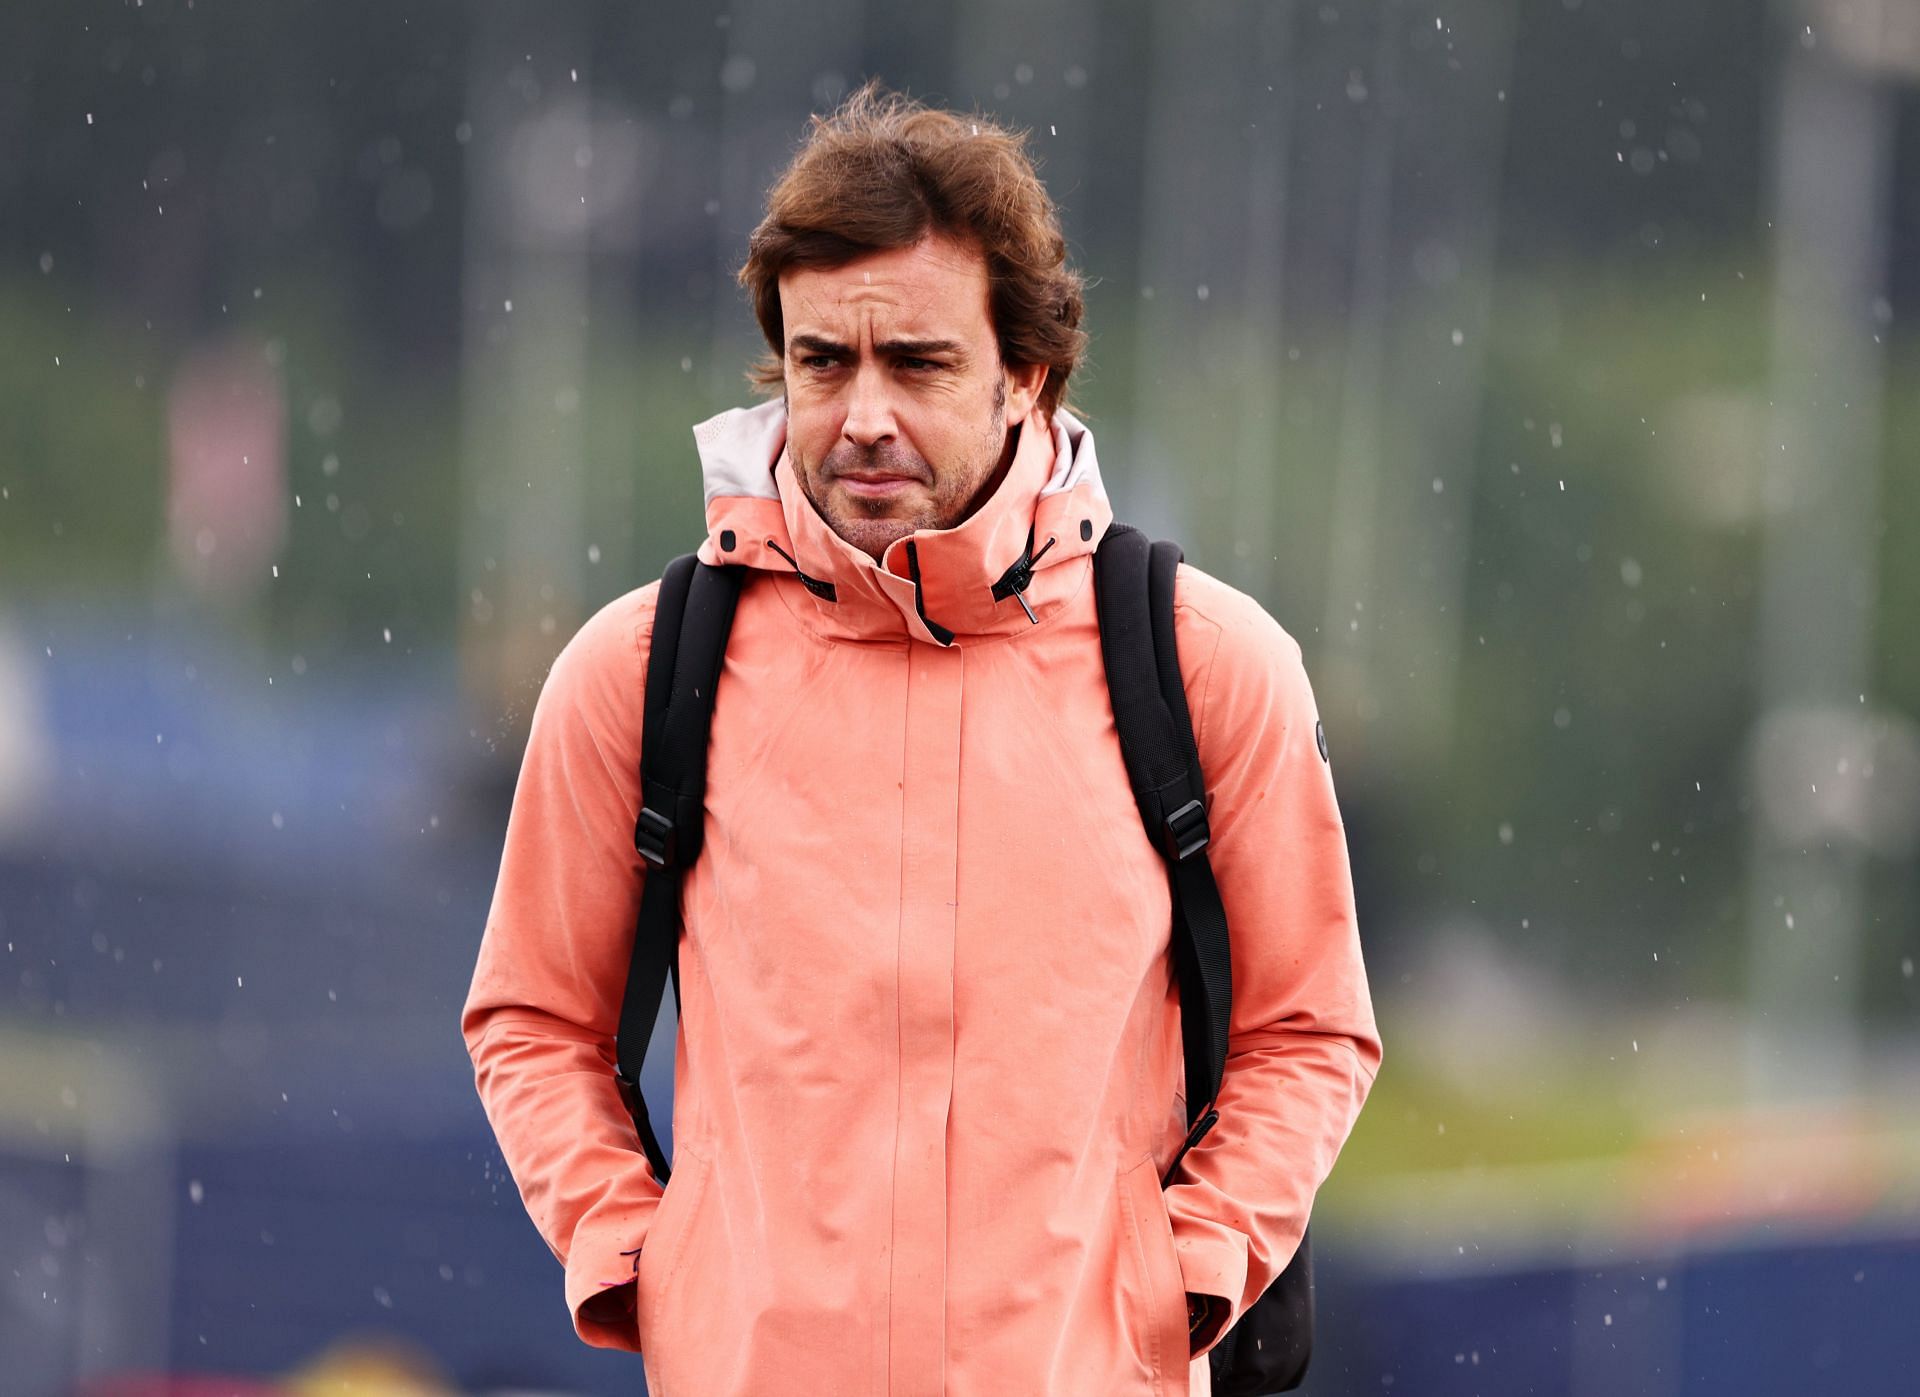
[990, 529, 1056, 624]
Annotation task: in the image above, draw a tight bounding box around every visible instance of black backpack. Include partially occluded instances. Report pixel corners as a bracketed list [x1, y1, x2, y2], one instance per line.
[613, 523, 1313, 1395]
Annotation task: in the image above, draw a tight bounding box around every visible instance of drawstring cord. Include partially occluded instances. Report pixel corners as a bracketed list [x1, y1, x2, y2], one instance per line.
[765, 538, 838, 602]
[766, 527, 1055, 633]
[990, 528, 1057, 624]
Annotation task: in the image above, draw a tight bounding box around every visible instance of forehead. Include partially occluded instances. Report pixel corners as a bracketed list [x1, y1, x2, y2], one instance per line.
[778, 234, 991, 340]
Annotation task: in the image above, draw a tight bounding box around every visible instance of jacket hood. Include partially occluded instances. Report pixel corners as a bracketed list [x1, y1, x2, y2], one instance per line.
[692, 397, 1113, 646]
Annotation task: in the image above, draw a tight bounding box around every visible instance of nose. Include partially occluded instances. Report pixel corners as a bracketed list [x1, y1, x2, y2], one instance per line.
[840, 363, 898, 447]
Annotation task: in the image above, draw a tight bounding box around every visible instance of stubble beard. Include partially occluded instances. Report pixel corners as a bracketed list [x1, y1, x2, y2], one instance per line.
[797, 381, 1008, 560]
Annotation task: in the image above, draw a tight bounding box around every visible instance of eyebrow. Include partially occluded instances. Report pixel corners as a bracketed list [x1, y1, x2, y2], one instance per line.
[788, 333, 965, 360]
[877, 338, 964, 358]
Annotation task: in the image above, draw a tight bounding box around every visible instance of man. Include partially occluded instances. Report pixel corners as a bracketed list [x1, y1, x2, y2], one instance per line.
[462, 82, 1380, 1396]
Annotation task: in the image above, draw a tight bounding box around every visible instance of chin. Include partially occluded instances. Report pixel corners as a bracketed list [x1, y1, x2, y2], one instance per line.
[829, 514, 917, 559]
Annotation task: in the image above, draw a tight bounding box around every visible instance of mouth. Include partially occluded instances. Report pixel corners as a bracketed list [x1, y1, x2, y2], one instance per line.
[833, 473, 923, 499]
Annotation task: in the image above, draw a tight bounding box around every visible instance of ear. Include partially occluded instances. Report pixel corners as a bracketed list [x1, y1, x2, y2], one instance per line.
[1003, 360, 1049, 425]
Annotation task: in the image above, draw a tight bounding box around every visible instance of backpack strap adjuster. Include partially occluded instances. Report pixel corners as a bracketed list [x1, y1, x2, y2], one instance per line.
[1163, 797, 1210, 862]
[634, 805, 677, 868]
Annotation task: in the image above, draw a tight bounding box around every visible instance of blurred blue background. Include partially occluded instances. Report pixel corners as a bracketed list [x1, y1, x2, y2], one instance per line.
[3, 0, 1918, 1393]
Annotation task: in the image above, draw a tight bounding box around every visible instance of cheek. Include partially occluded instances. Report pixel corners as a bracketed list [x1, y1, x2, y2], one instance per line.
[784, 400, 835, 467]
[920, 396, 985, 450]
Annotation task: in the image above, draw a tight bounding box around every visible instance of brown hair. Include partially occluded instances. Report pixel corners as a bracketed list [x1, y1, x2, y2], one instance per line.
[738, 80, 1087, 419]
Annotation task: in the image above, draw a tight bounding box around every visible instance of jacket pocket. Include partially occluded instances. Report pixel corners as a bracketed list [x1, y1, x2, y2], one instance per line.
[635, 1143, 713, 1363]
[1119, 1152, 1193, 1394]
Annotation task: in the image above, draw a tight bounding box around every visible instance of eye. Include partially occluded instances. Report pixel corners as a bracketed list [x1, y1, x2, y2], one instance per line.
[800, 354, 838, 371]
[899, 357, 941, 372]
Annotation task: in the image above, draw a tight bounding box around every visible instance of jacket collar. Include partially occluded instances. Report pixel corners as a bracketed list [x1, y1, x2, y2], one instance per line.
[693, 398, 1113, 646]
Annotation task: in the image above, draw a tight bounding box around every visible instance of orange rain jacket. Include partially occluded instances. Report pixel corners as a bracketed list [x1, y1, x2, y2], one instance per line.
[461, 398, 1382, 1396]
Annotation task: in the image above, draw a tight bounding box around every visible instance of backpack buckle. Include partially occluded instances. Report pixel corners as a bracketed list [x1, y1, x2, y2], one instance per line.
[634, 806, 677, 868]
[1162, 798, 1210, 862]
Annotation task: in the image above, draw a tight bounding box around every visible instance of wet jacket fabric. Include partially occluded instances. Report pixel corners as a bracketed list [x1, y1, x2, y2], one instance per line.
[460, 398, 1382, 1396]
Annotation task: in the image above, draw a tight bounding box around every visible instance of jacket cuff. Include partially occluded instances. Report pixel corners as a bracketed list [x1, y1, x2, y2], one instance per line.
[563, 1217, 652, 1351]
[1168, 1219, 1249, 1359]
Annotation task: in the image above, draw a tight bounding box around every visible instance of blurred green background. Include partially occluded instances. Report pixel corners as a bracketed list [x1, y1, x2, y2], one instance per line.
[2, 0, 1917, 1393]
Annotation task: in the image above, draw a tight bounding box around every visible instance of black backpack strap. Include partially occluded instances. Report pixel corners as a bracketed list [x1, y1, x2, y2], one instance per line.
[614, 553, 744, 1185]
[1092, 524, 1234, 1187]
[1098, 525, 1316, 1391]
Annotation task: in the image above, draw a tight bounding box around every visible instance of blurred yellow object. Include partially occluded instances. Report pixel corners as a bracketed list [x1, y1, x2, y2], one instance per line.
[281, 1336, 459, 1397]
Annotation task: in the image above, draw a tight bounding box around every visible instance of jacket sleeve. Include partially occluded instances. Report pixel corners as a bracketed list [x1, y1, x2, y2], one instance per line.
[1163, 567, 1383, 1355]
[460, 585, 663, 1352]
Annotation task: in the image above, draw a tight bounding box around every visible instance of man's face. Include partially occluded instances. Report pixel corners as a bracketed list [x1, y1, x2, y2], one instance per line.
[779, 233, 1047, 559]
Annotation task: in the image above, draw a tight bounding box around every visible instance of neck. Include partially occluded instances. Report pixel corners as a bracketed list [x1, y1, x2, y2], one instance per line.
[958, 418, 1027, 529]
